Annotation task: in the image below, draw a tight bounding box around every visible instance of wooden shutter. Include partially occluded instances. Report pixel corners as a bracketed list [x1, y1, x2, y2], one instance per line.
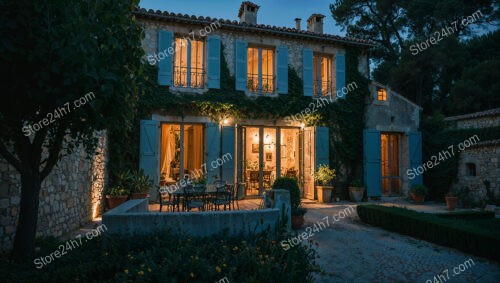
[205, 122, 221, 184]
[409, 132, 423, 186]
[207, 36, 221, 89]
[315, 127, 329, 168]
[302, 48, 313, 96]
[277, 45, 288, 94]
[364, 129, 382, 197]
[335, 53, 346, 99]
[140, 120, 160, 197]
[158, 30, 173, 86]
[221, 126, 235, 184]
[235, 40, 248, 91]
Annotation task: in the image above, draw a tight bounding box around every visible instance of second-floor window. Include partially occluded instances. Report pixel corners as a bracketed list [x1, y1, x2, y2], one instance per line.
[313, 55, 332, 96]
[377, 87, 387, 101]
[247, 47, 274, 93]
[174, 38, 205, 88]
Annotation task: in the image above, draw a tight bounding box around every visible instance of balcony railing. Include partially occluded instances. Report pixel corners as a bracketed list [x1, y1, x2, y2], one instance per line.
[173, 66, 205, 88]
[247, 73, 275, 94]
[313, 80, 332, 96]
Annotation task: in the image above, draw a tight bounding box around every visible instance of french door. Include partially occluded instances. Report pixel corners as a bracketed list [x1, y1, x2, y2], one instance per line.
[381, 133, 402, 195]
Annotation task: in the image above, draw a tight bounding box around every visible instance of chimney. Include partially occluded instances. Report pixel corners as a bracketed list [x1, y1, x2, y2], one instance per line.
[295, 18, 301, 30]
[238, 1, 260, 25]
[307, 14, 325, 34]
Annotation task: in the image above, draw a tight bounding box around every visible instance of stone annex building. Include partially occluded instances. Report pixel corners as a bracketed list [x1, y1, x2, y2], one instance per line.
[0, 2, 422, 251]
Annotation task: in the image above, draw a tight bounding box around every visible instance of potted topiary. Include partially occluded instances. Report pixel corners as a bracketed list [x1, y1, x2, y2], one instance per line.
[105, 186, 129, 209]
[410, 184, 428, 203]
[349, 179, 365, 202]
[131, 170, 152, 199]
[313, 165, 336, 203]
[445, 191, 458, 211]
[272, 177, 307, 229]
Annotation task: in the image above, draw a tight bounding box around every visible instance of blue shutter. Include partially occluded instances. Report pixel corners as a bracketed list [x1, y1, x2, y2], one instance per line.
[335, 53, 346, 99]
[221, 126, 235, 184]
[302, 48, 313, 96]
[235, 40, 247, 91]
[315, 127, 329, 168]
[409, 132, 423, 186]
[158, 30, 173, 86]
[363, 129, 381, 197]
[205, 122, 221, 184]
[140, 120, 160, 197]
[277, 46, 288, 94]
[207, 36, 221, 89]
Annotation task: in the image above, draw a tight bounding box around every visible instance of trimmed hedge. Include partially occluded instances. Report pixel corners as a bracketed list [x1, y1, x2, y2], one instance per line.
[357, 205, 500, 261]
[437, 210, 495, 220]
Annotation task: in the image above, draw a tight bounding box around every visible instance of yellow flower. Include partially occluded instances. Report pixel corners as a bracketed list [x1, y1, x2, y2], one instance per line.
[190, 272, 195, 278]
[223, 263, 227, 267]
[138, 271, 144, 276]
[215, 266, 221, 273]
[232, 246, 239, 251]
[104, 252, 108, 256]
[124, 269, 129, 274]
[148, 268, 152, 272]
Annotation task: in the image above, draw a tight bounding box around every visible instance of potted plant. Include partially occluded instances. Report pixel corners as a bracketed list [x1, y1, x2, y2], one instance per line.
[313, 165, 336, 203]
[410, 184, 428, 203]
[131, 170, 152, 199]
[105, 186, 129, 209]
[348, 179, 365, 202]
[445, 191, 458, 211]
[272, 177, 307, 229]
[159, 172, 167, 186]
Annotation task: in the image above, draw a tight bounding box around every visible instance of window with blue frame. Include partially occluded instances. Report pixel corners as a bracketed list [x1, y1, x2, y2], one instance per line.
[247, 46, 274, 93]
[173, 38, 205, 88]
[313, 54, 332, 96]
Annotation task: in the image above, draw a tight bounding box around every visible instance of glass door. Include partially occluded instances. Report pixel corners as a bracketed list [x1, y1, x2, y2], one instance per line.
[381, 133, 402, 195]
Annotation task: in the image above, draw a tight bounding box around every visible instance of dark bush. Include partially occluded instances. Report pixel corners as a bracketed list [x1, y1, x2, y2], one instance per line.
[357, 205, 500, 261]
[272, 177, 301, 210]
[437, 210, 495, 220]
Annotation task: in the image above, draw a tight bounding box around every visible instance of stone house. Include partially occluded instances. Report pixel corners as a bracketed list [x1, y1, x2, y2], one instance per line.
[444, 108, 500, 200]
[134, 1, 423, 199]
[0, 1, 423, 251]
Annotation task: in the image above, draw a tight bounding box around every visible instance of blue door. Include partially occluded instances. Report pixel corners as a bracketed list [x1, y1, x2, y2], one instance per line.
[363, 129, 382, 197]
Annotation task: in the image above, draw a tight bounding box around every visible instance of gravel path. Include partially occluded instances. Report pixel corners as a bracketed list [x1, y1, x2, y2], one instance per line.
[297, 203, 500, 283]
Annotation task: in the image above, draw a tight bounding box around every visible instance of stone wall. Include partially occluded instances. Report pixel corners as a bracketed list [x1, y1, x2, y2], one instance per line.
[447, 116, 499, 130]
[138, 19, 369, 85]
[452, 141, 499, 202]
[0, 132, 107, 251]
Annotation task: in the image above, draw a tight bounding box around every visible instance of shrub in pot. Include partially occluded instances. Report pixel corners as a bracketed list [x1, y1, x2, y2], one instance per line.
[445, 191, 458, 211]
[272, 177, 307, 229]
[410, 184, 428, 203]
[105, 186, 129, 209]
[348, 179, 365, 202]
[131, 170, 152, 199]
[313, 165, 336, 203]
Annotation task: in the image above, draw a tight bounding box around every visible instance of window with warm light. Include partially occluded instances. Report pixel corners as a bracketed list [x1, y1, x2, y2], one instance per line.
[247, 47, 274, 93]
[173, 38, 205, 88]
[313, 55, 332, 96]
[377, 87, 387, 101]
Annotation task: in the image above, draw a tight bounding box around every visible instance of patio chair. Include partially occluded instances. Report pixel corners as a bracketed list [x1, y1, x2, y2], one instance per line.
[183, 184, 206, 212]
[158, 185, 180, 212]
[229, 183, 239, 210]
[211, 184, 232, 211]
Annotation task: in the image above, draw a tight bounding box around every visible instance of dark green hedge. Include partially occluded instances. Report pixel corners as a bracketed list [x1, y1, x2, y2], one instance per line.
[357, 205, 500, 261]
[436, 210, 495, 220]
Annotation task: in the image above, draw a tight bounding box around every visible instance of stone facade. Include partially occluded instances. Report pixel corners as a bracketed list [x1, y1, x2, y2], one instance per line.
[0, 132, 107, 251]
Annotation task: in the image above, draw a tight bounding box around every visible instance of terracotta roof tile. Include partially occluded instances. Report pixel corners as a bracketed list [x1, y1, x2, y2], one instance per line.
[444, 108, 500, 121]
[133, 7, 376, 47]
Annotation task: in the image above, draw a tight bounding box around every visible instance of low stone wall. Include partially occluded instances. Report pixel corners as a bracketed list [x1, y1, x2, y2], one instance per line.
[103, 199, 281, 237]
[0, 132, 107, 252]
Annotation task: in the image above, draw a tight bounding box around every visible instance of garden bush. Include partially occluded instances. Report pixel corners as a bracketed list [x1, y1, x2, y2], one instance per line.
[436, 210, 495, 220]
[272, 177, 301, 211]
[0, 230, 318, 283]
[357, 205, 500, 261]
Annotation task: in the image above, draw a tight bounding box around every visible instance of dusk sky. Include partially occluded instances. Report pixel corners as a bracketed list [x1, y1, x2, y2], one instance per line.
[138, 0, 345, 36]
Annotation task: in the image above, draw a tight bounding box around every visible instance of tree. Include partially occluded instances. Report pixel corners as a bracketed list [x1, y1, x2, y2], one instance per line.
[0, 0, 144, 260]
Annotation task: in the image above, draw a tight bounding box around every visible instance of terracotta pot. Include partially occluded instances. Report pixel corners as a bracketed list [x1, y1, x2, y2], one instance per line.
[106, 195, 128, 209]
[410, 193, 425, 203]
[445, 196, 458, 211]
[132, 193, 150, 199]
[316, 185, 333, 203]
[292, 215, 304, 229]
[349, 187, 365, 202]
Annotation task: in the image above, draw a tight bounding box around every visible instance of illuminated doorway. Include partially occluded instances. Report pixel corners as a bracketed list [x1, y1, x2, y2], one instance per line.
[381, 133, 401, 195]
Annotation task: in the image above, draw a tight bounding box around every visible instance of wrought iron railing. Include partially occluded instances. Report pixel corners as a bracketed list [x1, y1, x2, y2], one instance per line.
[173, 66, 205, 88]
[247, 73, 275, 94]
[313, 80, 332, 96]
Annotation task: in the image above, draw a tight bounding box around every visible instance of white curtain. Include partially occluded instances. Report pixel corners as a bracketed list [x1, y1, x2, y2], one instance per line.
[161, 125, 176, 180]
